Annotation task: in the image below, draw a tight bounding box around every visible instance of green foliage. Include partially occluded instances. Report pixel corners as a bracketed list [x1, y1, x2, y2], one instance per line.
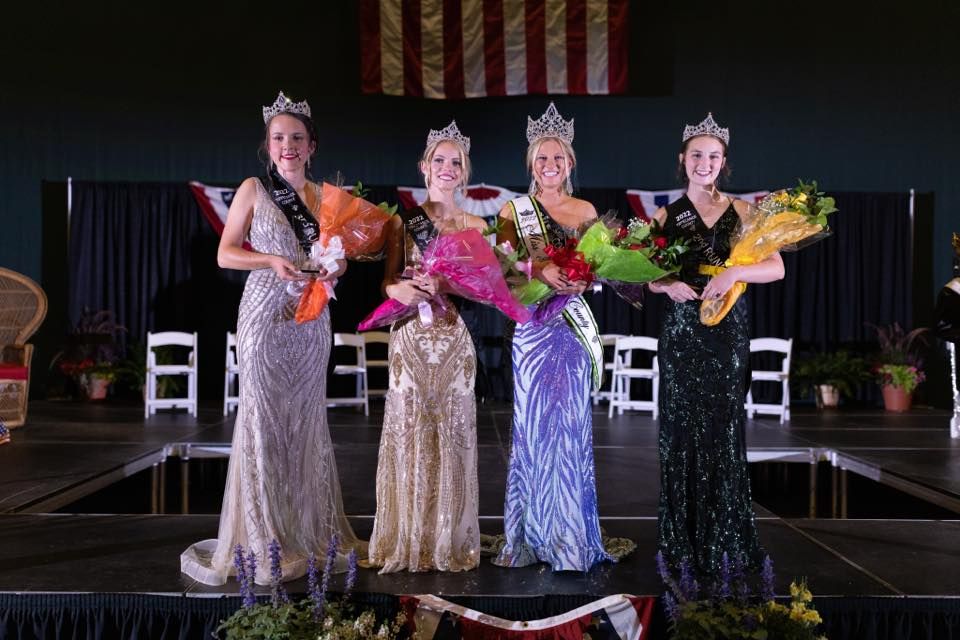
[217, 600, 403, 640]
[870, 322, 928, 367]
[876, 364, 925, 393]
[352, 181, 397, 215]
[792, 350, 868, 398]
[671, 583, 826, 640]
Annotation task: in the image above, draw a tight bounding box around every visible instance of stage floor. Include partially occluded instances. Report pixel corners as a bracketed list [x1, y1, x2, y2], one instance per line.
[1, 400, 959, 600]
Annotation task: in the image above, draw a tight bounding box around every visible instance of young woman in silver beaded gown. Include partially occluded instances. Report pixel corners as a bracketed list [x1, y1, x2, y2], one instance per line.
[180, 93, 363, 585]
[649, 114, 784, 577]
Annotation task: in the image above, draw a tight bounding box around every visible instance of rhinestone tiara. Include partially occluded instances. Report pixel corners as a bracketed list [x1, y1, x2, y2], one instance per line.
[262, 91, 312, 123]
[682, 112, 729, 145]
[426, 120, 471, 154]
[526, 102, 574, 145]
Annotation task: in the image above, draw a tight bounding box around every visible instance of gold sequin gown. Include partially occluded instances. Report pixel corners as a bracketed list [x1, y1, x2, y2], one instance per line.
[180, 180, 363, 585]
[367, 217, 481, 573]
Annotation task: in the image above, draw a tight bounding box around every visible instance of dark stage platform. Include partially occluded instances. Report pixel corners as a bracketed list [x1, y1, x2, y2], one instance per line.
[1, 401, 959, 639]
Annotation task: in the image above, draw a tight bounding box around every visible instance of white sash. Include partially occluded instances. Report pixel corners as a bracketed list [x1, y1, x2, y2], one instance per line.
[508, 196, 603, 390]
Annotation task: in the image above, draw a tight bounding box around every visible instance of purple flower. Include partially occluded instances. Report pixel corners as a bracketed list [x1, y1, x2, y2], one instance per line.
[663, 592, 680, 622]
[320, 534, 339, 607]
[244, 550, 258, 608]
[679, 559, 699, 601]
[307, 552, 324, 620]
[345, 548, 358, 594]
[761, 555, 776, 602]
[233, 544, 251, 608]
[655, 551, 671, 584]
[267, 539, 289, 606]
[718, 552, 732, 600]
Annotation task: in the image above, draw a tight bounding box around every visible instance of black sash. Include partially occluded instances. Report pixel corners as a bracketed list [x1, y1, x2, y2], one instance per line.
[260, 166, 319, 253]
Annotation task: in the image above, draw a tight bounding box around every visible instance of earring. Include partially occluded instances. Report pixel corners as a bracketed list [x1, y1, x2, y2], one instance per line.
[565, 174, 573, 195]
[306, 157, 311, 169]
[529, 178, 539, 196]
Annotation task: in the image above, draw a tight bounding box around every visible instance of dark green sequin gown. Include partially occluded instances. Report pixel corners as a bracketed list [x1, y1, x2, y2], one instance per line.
[657, 195, 763, 577]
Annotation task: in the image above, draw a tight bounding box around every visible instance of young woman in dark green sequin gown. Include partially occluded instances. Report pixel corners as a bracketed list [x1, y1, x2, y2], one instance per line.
[648, 114, 785, 577]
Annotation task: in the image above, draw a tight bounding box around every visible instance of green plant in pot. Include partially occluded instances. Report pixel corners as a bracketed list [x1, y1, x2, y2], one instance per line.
[793, 350, 868, 409]
[870, 322, 928, 412]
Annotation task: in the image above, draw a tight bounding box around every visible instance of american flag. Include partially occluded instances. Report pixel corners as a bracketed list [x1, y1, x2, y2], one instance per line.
[360, 0, 628, 98]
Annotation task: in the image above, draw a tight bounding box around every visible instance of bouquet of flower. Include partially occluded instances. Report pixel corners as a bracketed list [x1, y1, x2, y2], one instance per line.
[514, 214, 688, 308]
[294, 183, 396, 324]
[658, 552, 827, 640]
[700, 180, 838, 326]
[357, 228, 532, 331]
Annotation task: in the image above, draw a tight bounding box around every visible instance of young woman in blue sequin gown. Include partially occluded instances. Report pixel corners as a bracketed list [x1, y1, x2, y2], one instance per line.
[649, 114, 785, 577]
[493, 105, 614, 572]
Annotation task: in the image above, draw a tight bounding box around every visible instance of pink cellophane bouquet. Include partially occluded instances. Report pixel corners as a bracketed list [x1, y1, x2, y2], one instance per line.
[358, 228, 532, 330]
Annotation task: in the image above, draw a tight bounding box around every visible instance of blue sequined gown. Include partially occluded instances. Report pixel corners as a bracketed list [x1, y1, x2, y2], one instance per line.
[657, 195, 764, 576]
[494, 212, 612, 572]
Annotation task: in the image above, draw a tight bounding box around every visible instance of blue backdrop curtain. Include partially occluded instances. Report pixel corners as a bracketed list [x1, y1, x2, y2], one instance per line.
[65, 183, 919, 403]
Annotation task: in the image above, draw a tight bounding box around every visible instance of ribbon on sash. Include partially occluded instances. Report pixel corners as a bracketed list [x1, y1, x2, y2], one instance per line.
[508, 195, 604, 390]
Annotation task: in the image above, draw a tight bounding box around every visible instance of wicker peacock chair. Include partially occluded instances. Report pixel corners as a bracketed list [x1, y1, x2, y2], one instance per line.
[0, 267, 48, 430]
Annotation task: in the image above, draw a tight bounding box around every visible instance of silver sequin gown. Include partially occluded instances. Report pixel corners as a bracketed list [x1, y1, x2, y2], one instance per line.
[181, 180, 363, 585]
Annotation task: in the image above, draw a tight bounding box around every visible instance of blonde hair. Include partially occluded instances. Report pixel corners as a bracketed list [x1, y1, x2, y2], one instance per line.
[420, 139, 472, 190]
[526, 136, 577, 196]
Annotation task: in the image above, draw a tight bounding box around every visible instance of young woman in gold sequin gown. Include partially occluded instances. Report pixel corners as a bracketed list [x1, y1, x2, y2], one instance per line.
[366, 123, 487, 573]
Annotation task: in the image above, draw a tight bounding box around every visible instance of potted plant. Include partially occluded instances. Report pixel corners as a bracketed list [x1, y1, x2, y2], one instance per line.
[792, 350, 868, 409]
[871, 322, 928, 412]
[51, 308, 126, 400]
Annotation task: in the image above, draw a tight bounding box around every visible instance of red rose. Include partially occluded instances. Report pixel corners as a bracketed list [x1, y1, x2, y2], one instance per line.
[616, 226, 629, 240]
[654, 236, 668, 249]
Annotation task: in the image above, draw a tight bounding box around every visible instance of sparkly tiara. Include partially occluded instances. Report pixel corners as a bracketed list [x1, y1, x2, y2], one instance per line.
[426, 120, 471, 154]
[682, 112, 729, 145]
[262, 91, 312, 123]
[526, 102, 574, 144]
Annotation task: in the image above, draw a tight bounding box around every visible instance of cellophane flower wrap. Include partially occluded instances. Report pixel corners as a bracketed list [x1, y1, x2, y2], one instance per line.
[513, 213, 687, 309]
[699, 180, 837, 326]
[358, 228, 532, 331]
[294, 183, 394, 324]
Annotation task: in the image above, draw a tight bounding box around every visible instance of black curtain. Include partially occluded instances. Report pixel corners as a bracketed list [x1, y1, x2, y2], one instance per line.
[68, 182, 247, 399]
[67, 184, 917, 405]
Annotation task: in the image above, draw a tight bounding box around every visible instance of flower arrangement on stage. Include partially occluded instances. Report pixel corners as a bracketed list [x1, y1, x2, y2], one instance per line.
[50, 308, 126, 400]
[875, 363, 925, 394]
[870, 322, 928, 410]
[218, 536, 402, 640]
[357, 228, 532, 330]
[657, 552, 827, 640]
[514, 214, 689, 307]
[700, 180, 838, 326]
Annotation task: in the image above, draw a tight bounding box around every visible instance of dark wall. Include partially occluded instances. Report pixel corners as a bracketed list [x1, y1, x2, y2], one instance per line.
[2, 1, 958, 307]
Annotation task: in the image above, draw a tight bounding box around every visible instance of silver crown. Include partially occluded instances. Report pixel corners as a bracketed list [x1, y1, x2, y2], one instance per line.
[426, 120, 471, 154]
[682, 112, 729, 145]
[526, 102, 574, 144]
[262, 91, 312, 123]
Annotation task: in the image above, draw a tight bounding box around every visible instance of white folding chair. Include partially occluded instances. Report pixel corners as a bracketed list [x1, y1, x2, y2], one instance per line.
[592, 334, 627, 405]
[745, 337, 793, 424]
[327, 333, 369, 415]
[362, 331, 391, 397]
[608, 336, 659, 419]
[145, 331, 198, 418]
[223, 331, 240, 416]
